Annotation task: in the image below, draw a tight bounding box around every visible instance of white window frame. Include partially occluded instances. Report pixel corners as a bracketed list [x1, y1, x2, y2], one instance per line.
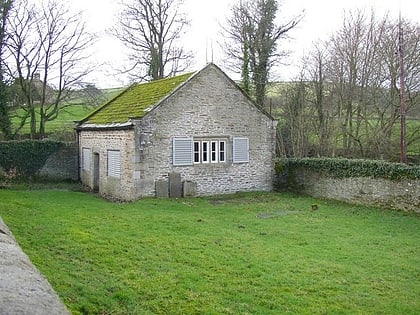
[107, 150, 121, 178]
[233, 137, 249, 163]
[173, 137, 193, 166]
[219, 141, 226, 163]
[193, 141, 201, 164]
[201, 141, 209, 163]
[191, 139, 228, 164]
[210, 141, 218, 163]
[82, 147, 91, 171]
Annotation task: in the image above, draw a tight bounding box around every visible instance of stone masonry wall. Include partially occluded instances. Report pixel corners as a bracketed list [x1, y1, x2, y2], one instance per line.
[292, 169, 420, 213]
[0, 142, 77, 181]
[39, 142, 78, 181]
[78, 129, 136, 200]
[133, 64, 277, 198]
[78, 64, 277, 200]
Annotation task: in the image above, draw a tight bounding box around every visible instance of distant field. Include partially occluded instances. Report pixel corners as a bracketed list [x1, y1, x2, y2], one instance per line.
[0, 190, 418, 314]
[405, 119, 420, 155]
[8, 84, 419, 159]
[10, 87, 123, 136]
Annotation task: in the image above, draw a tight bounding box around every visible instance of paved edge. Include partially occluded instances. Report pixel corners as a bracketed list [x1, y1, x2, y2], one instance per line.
[0, 216, 71, 315]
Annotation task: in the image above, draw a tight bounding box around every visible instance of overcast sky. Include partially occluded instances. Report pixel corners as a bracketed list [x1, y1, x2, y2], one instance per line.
[71, 0, 419, 88]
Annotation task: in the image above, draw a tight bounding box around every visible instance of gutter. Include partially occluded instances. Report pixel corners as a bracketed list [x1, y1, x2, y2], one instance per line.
[74, 121, 134, 131]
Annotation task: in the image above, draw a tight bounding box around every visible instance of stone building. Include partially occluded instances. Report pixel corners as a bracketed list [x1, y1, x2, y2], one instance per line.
[76, 63, 277, 201]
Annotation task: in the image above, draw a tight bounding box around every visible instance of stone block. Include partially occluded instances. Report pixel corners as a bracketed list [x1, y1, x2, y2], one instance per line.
[156, 180, 169, 198]
[183, 181, 197, 197]
[169, 172, 182, 198]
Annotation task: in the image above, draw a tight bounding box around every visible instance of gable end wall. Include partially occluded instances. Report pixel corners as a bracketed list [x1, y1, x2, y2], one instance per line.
[133, 64, 277, 197]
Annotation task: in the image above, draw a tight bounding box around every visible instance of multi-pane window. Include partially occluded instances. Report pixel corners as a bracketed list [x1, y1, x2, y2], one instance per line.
[107, 150, 121, 178]
[173, 137, 248, 166]
[82, 148, 91, 170]
[193, 140, 227, 164]
[202, 141, 209, 163]
[210, 141, 218, 162]
[219, 141, 226, 162]
[193, 140, 201, 164]
[193, 141, 200, 164]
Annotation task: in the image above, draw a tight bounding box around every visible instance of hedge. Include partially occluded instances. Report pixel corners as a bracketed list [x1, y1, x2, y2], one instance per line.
[275, 157, 420, 181]
[0, 140, 62, 178]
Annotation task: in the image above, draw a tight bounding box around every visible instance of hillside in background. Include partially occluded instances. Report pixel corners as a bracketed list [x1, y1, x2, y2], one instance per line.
[263, 81, 420, 163]
[8, 81, 419, 163]
[10, 87, 124, 140]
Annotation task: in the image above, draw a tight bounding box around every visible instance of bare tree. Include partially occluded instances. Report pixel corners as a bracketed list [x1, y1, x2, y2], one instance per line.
[281, 73, 312, 157]
[0, 0, 13, 139]
[5, 0, 95, 138]
[222, 0, 303, 107]
[327, 10, 370, 155]
[378, 18, 420, 157]
[305, 43, 337, 156]
[113, 0, 192, 81]
[325, 11, 419, 159]
[283, 10, 419, 160]
[78, 83, 107, 108]
[221, 2, 253, 94]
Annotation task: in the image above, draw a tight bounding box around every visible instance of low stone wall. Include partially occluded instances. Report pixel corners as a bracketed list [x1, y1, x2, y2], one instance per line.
[39, 142, 78, 181]
[0, 142, 78, 181]
[291, 169, 420, 213]
[0, 217, 70, 314]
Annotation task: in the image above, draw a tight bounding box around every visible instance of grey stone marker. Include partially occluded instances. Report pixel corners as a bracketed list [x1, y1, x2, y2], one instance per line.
[169, 172, 182, 198]
[183, 181, 197, 197]
[156, 180, 169, 198]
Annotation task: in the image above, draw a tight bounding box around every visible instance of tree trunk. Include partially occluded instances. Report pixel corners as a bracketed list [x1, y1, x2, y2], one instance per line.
[29, 107, 36, 139]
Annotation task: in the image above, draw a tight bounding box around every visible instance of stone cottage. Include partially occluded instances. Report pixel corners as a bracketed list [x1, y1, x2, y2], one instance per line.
[76, 63, 278, 201]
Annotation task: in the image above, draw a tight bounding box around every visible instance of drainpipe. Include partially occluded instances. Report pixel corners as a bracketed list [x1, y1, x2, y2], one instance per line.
[74, 123, 81, 182]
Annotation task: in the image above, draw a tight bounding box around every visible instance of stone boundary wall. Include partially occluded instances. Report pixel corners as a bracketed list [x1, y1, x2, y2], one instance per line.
[0, 142, 78, 181]
[0, 217, 70, 314]
[291, 169, 420, 213]
[39, 142, 78, 181]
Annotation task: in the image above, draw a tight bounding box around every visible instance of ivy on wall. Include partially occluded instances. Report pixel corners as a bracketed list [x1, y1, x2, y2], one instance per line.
[275, 157, 420, 181]
[0, 140, 62, 178]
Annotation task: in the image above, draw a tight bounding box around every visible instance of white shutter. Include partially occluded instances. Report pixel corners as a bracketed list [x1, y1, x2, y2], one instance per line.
[82, 148, 91, 170]
[233, 137, 249, 163]
[173, 137, 193, 166]
[107, 150, 121, 177]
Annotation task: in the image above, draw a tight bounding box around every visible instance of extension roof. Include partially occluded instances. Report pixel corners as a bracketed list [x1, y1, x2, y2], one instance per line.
[78, 72, 194, 126]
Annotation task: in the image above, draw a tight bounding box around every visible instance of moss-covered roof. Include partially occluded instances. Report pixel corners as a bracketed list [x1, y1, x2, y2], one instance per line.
[81, 72, 194, 124]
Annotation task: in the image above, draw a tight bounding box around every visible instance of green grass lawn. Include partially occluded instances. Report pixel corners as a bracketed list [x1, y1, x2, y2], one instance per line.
[0, 189, 419, 314]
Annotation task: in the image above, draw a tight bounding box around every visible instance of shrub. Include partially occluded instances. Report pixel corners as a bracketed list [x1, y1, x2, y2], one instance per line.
[0, 140, 62, 178]
[276, 157, 420, 181]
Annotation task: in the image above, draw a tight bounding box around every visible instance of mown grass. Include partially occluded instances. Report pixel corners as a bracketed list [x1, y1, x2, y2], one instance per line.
[0, 189, 419, 314]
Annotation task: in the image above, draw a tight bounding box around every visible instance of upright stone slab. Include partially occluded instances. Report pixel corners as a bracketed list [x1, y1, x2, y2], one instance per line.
[183, 181, 197, 197]
[156, 180, 169, 198]
[169, 172, 182, 198]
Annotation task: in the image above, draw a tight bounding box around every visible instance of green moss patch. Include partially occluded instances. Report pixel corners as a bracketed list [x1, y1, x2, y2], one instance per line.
[83, 72, 194, 124]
